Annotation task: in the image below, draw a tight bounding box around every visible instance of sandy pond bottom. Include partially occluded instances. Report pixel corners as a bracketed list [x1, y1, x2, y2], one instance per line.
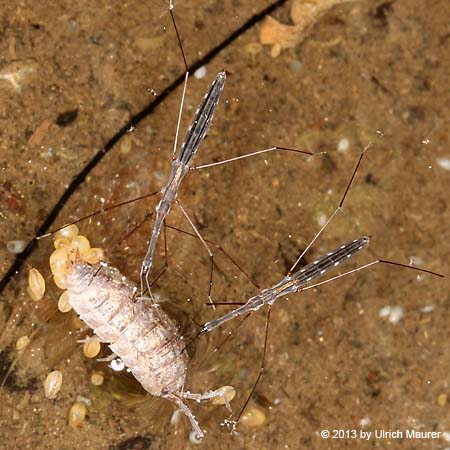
[0, 0, 449, 449]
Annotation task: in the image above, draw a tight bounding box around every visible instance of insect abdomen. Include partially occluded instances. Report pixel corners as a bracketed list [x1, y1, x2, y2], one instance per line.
[67, 262, 187, 398]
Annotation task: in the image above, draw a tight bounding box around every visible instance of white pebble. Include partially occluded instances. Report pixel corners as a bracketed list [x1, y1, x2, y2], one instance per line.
[317, 212, 327, 227]
[290, 60, 303, 72]
[409, 255, 424, 266]
[379, 306, 391, 318]
[194, 66, 207, 79]
[436, 157, 450, 171]
[337, 137, 350, 153]
[420, 305, 435, 313]
[379, 305, 403, 324]
[76, 395, 92, 406]
[388, 306, 403, 324]
[6, 240, 27, 254]
[359, 416, 371, 427]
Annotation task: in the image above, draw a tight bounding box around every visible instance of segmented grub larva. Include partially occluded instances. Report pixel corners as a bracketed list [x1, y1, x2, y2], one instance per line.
[50, 227, 233, 439]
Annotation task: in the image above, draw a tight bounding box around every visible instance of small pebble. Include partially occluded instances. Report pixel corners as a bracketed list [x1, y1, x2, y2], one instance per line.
[194, 66, 207, 79]
[68, 401, 87, 427]
[28, 268, 45, 301]
[379, 305, 403, 324]
[316, 212, 327, 227]
[438, 393, 447, 407]
[436, 157, 450, 171]
[442, 431, 450, 442]
[6, 240, 27, 254]
[76, 395, 92, 407]
[409, 255, 424, 266]
[90, 371, 104, 386]
[58, 291, 72, 313]
[359, 416, 371, 427]
[240, 407, 266, 427]
[44, 370, 63, 399]
[16, 335, 30, 352]
[289, 60, 303, 72]
[83, 339, 101, 358]
[337, 137, 350, 153]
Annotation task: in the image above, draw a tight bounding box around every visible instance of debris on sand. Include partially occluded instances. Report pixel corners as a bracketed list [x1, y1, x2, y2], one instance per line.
[260, 0, 352, 57]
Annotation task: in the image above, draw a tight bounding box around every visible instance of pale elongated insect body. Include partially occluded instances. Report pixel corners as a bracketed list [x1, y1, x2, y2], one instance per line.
[67, 262, 187, 397]
[46, 228, 234, 439]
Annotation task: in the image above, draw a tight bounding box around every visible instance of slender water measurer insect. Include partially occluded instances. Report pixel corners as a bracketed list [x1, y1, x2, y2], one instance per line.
[140, 69, 226, 296]
[196, 147, 444, 426]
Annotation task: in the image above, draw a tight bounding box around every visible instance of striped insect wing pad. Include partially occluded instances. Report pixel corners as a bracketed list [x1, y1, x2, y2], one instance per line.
[290, 236, 370, 287]
[178, 71, 226, 165]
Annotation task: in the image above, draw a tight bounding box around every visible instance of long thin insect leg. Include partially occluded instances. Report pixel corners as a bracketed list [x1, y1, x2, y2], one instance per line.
[190, 146, 320, 171]
[288, 142, 372, 275]
[172, 72, 189, 160]
[37, 191, 159, 239]
[148, 219, 170, 287]
[169, 1, 188, 72]
[298, 259, 443, 294]
[212, 312, 252, 355]
[165, 223, 260, 289]
[111, 212, 154, 252]
[176, 199, 216, 308]
[235, 306, 272, 424]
